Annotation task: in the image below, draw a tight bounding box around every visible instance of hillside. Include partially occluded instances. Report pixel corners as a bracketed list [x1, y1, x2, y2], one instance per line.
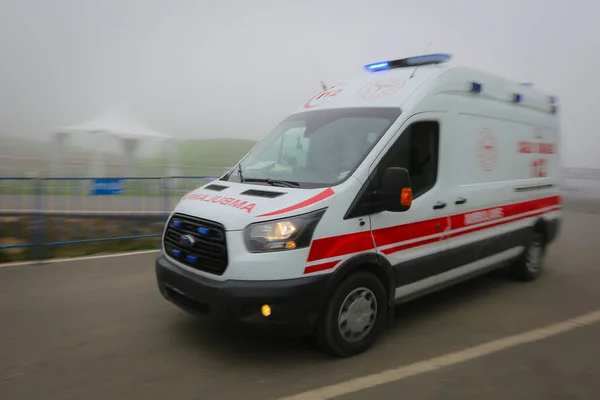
[1, 135, 257, 177]
[177, 138, 256, 168]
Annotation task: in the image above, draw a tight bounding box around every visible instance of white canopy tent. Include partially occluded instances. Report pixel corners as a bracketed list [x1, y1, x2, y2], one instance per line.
[51, 108, 180, 178]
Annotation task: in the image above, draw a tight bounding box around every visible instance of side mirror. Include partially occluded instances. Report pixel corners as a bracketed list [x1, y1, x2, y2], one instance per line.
[381, 167, 412, 212]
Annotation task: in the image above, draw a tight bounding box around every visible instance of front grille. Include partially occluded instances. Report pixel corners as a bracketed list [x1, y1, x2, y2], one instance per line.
[163, 213, 228, 275]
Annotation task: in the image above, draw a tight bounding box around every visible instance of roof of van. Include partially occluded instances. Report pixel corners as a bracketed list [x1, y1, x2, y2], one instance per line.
[295, 55, 557, 115]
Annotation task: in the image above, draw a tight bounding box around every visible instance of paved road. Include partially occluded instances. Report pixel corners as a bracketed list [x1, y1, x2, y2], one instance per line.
[1, 210, 600, 399]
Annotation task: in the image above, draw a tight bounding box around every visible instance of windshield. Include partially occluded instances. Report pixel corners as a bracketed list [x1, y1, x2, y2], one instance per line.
[223, 107, 401, 188]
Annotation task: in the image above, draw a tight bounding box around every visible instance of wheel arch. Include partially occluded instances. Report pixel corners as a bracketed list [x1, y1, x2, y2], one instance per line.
[323, 252, 396, 321]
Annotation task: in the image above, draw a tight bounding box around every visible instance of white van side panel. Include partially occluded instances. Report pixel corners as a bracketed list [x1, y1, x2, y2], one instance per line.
[373, 79, 560, 300]
[302, 177, 377, 276]
[427, 89, 560, 291]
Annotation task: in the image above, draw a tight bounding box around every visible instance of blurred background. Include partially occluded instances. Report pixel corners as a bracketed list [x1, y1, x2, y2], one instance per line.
[3, 2, 600, 400]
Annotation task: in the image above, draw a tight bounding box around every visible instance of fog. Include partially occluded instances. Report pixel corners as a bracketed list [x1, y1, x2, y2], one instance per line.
[0, 0, 599, 166]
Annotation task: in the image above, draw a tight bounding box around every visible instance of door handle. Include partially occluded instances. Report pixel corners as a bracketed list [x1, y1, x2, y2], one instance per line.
[433, 201, 447, 210]
[455, 197, 467, 205]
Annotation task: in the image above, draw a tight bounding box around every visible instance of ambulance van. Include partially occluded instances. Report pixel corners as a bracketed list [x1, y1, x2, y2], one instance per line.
[156, 54, 562, 357]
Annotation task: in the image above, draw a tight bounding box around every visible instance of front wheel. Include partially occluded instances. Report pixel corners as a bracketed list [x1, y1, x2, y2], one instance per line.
[315, 271, 387, 357]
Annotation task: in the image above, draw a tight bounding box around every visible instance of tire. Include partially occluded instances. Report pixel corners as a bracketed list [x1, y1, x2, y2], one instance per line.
[315, 271, 388, 357]
[509, 231, 546, 281]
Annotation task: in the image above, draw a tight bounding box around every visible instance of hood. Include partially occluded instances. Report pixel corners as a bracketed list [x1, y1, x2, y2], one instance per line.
[173, 181, 336, 230]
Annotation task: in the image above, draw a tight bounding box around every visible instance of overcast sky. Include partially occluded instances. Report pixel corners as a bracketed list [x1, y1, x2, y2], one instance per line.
[0, 0, 598, 166]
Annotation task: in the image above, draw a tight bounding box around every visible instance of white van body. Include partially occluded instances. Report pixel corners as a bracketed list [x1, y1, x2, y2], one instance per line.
[156, 54, 562, 357]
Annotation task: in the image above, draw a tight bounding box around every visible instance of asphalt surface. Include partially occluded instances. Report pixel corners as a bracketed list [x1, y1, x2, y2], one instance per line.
[1, 209, 600, 399]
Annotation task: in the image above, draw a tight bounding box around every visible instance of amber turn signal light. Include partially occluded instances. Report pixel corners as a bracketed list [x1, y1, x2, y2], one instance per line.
[400, 187, 412, 206]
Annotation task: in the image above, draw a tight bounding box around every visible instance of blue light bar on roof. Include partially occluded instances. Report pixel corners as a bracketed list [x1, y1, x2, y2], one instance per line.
[513, 93, 522, 103]
[365, 62, 390, 72]
[405, 53, 452, 66]
[364, 53, 451, 72]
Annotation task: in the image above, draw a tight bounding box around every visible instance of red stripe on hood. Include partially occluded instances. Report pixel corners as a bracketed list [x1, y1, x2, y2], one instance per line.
[257, 188, 335, 217]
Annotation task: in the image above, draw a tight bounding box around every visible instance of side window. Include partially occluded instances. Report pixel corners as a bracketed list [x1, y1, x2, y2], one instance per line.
[346, 121, 439, 218]
[381, 121, 439, 197]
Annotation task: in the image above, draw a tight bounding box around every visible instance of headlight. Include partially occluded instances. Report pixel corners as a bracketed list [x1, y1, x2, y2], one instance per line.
[243, 208, 326, 253]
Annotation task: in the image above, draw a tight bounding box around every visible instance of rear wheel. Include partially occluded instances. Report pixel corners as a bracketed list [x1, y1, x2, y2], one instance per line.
[509, 231, 546, 281]
[315, 271, 387, 357]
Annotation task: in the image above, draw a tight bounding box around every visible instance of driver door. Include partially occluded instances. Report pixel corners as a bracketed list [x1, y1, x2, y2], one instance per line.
[368, 114, 452, 300]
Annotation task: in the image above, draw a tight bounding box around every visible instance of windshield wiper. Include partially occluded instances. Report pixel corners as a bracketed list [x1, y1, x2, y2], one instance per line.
[237, 164, 244, 183]
[243, 178, 300, 188]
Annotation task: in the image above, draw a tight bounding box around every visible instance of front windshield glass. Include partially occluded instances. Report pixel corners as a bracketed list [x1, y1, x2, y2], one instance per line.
[224, 107, 401, 188]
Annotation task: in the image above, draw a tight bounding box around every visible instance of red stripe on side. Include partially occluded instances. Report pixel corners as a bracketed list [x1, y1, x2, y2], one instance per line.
[308, 195, 561, 262]
[382, 204, 562, 256]
[372, 217, 448, 247]
[381, 235, 441, 255]
[304, 260, 339, 275]
[307, 231, 374, 262]
[258, 188, 335, 218]
[448, 205, 562, 240]
[449, 195, 561, 231]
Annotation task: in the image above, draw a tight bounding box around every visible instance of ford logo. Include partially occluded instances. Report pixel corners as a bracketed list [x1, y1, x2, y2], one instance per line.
[179, 234, 196, 247]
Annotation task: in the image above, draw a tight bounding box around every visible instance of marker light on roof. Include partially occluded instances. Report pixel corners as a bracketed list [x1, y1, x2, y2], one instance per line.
[513, 93, 522, 103]
[364, 53, 451, 72]
[520, 82, 534, 86]
[470, 82, 482, 93]
[549, 96, 557, 104]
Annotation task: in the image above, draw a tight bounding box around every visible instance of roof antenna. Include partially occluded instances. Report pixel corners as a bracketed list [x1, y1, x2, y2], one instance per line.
[410, 40, 432, 79]
[320, 80, 327, 90]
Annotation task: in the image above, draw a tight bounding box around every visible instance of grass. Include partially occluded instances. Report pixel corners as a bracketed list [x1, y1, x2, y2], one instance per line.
[178, 138, 256, 168]
[2, 136, 257, 195]
[2, 135, 257, 176]
[0, 215, 164, 263]
[0, 237, 160, 263]
[139, 138, 257, 176]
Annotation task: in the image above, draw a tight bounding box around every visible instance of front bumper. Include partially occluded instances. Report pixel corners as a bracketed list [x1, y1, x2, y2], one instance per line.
[156, 254, 329, 335]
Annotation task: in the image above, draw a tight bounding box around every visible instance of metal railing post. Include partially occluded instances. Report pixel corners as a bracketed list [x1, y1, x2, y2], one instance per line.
[32, 175, 46, 262]
[162, 176, 170, 222]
